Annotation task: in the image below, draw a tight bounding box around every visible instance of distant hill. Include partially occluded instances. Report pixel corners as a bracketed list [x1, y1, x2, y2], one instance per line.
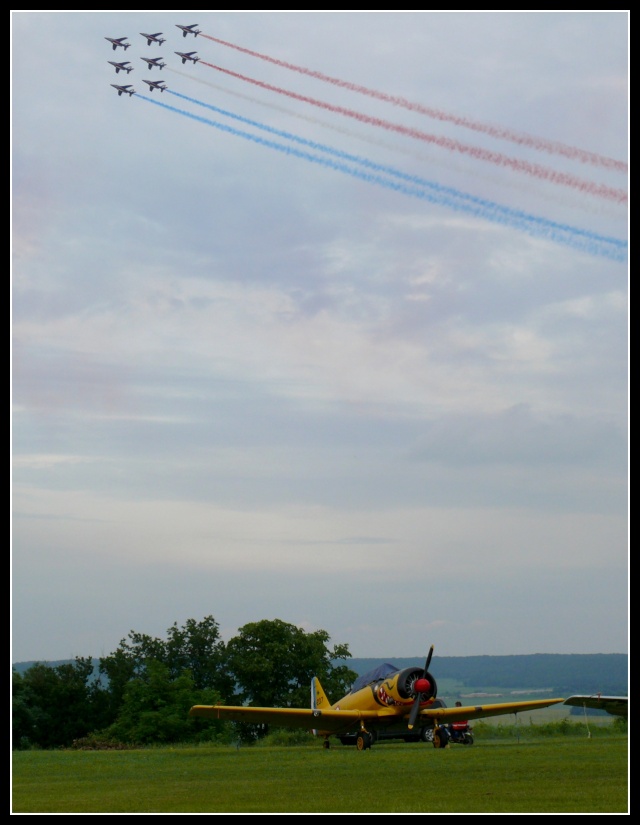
[345, 654, 627, 695]
[12, 660, 102, 680]
[13, 653, 628, 696]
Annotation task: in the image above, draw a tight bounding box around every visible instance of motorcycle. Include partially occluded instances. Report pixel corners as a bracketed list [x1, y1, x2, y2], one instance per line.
[446, 723, 474, 745]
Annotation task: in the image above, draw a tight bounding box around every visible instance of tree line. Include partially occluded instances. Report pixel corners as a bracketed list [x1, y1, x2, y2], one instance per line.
[12, 617, 357, 750]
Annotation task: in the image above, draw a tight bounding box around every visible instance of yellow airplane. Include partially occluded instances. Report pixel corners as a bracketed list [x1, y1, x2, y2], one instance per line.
[189, 646, 565, 749]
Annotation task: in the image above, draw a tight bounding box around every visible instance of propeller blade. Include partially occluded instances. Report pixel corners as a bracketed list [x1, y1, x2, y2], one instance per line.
[407, 694, 421, 729]
[407, 645, 435, 729]
[424, 644, 434, 672]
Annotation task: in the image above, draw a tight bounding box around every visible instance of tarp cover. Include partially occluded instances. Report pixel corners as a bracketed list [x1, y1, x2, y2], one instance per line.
[349, 662, 399, 694]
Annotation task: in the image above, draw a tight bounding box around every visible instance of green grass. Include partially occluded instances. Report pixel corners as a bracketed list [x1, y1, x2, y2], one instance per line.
[12, 736, 628, 813]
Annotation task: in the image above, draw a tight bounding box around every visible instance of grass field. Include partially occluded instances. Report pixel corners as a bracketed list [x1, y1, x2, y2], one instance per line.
[12, 736, 628, 813]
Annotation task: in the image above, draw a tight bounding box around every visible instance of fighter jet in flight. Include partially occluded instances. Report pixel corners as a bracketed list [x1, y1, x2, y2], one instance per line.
[176, 24, 201, 38]
[140, 32, 166, 46]
[111, 84, 135, 97]
[108, 60, 134, 74]
[142, 79, 168, 93]
[175, 51, 199, 64]
[140, 56, 166, 70]
[105, 37, 131, 51]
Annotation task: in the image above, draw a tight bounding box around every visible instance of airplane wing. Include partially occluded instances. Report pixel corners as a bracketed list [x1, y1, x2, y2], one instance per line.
[190, 698, 564, 733]
[189, 705, 397, 734]
[417, 697, 565, 723]
[564, 695, 628, 717]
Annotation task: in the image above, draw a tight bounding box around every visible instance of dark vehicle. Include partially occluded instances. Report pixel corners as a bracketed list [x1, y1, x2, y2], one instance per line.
[338, 699, 448, 745]
[445, 721, 474, 745]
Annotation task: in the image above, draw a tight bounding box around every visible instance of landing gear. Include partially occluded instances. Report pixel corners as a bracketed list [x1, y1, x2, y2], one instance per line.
[432, 726, 450, 749]
[322, 738, 331, 749]
[356, 731, 373, 751]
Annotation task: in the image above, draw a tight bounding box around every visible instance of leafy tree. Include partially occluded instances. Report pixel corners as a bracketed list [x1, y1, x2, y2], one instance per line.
[12, 670, 36, 749]
[164, 616, 233, 694]
[99, 615, 233, 714]
[12, 616, 357, 747]
[104, 660, 227, 745]
[224, 619, 356, 737]
[11, 658, 105, 749]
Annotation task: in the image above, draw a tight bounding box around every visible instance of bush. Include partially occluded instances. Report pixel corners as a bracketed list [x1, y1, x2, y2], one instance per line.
[254, 728, 316, 747]
[472, 719, 621, 739]
[70, 734, 137, 751]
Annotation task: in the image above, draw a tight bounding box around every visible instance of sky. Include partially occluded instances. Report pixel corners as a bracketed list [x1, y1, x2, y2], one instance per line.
[11, 11, 628, 664]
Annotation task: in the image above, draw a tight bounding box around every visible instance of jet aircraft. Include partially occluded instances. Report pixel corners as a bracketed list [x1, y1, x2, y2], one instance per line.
[105, 37, 131, 51]
[140, 56, 166, 70]
[189, 647, 565, 750]
[140, 32, 165, 46]
[175, 51, 199, 64]
[108, 60, 133, 74]
[142, 79, 168, 93]
[111, 84, 135, 97]
[564, 695, 628, 717]
[176, 24, 201, 37]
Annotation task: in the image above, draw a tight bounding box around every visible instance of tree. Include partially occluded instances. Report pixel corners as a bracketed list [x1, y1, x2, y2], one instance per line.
[12, 658, 105, 749]
[105, 660, 227, 745]
[99, 615, 233, 713]
[164, 616, 233, 695]
[225, 619, 356, 727]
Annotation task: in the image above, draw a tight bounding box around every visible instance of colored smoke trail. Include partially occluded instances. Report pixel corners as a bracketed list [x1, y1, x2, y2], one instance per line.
[137, 94, 626, 262]
[200, 62, 627, 205]
[170, 66, 488, 183]
[170, 68, 625, 221]
[169, 90, 626, 255]
[201, 33, 627, 174]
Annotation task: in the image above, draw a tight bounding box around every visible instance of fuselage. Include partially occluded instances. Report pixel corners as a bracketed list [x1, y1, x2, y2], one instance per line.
[335, 666, 436, 713]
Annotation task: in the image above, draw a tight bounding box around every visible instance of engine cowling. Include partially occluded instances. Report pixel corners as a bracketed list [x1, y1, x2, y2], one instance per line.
[388, 667, 438, 703]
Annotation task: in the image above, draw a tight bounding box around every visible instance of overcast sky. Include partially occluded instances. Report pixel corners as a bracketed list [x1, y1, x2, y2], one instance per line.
[11, 11, 628, 664]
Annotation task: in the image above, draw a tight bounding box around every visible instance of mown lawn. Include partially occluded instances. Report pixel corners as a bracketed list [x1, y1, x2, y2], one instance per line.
[12, 736, 628, 814]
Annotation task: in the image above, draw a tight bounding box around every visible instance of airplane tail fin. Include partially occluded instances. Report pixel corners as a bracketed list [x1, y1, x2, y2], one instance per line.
[311, 676, 332, 737]
[311, 676, 332, 711]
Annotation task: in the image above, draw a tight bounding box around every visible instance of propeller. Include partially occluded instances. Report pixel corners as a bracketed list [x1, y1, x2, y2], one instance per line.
[407, 645, 435, 729]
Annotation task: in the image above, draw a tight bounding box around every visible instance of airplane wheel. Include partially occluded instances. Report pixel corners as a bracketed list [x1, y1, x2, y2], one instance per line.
[356, 732, 372, 751]
[433, 728, 449, 749]
[323, 740, 331, 749]
[421, 727, 434, 742]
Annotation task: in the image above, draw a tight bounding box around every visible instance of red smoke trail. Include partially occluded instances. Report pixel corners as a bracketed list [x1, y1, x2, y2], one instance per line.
[200, 61, 627, 205]
[201, 33, 627, 175]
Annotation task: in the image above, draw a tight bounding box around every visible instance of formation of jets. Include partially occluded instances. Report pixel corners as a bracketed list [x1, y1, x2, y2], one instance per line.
[176, 24, 200, 37]
[111, 84, 136, 97]
[143, 79, 168, 93]
[175, 51, 199, 64]
[140, 32, 166, 46]
[108, 60, 133, 74]
[140, 56, 166, 70]
[105, 37, 130, 51]
[107, 26, 201, 97]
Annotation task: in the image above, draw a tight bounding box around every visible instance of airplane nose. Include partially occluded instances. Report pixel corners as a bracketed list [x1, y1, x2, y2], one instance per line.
[414, 678, 431, 694]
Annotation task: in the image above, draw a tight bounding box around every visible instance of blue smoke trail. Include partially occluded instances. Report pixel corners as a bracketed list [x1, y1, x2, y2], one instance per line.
[136, 93, 626, 262]
[169, 90, 627, 257]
